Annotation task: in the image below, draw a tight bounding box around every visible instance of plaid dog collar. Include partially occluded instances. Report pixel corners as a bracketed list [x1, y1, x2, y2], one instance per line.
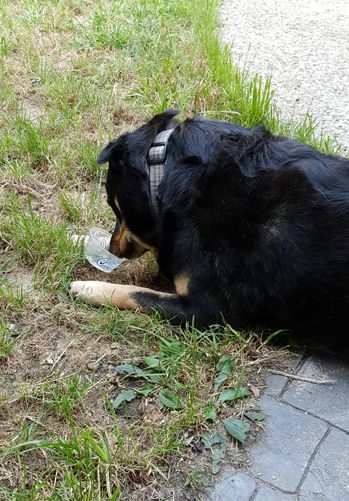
[148, 128, 174, 214]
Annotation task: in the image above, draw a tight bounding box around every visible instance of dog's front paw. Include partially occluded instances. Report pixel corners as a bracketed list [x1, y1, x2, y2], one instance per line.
[70, 280, 95, 302]
[70, 280, 118, 305]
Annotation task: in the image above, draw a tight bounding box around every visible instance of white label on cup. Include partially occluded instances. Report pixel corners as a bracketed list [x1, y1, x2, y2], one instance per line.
[97, 257, 117, 270]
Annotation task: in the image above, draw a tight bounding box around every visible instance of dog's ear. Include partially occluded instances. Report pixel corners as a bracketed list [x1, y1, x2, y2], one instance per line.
[129, 108, 180, 154]
[97, 140, 124, 164]
[148, 108, 180, 129]
[97, 109, 179, 165]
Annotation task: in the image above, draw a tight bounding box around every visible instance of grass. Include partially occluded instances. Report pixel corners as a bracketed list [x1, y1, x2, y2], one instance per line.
[0, 319, 21, 358]
[0, 0, 339, 499]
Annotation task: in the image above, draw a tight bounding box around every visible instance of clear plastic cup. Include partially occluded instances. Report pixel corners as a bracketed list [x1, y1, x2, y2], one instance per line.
[84, 228, 125, 273]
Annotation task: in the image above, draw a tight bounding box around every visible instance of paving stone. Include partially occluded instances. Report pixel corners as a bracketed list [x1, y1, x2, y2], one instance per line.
[265, 353, 304, 397]
[253, 484, 298, 500]
[283, 354, 349, 432]
[207, 471, 256, 501]
[299, 428, 349, 500]
[249, 395, 327, 492]
[265, 374, 288, 397]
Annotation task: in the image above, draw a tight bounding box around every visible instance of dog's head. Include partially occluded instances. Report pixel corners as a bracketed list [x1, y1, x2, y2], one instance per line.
[97, 109, 179, 259]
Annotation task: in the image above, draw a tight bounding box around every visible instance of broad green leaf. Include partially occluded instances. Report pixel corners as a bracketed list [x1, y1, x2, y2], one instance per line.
[214, 355, 235, 390]
[115, 364, 139, 375]
[216, 355, 234, 372]
[222, 418, 250, 444]
[137, 386, 155, 397]
[203, 402, 217, 422]
[203, 430, 226, 451]
[219, 387, 251, 403]
[115, 363, 163, 383]
[143, 355, 163, 371]
[112, 390, 136, 409]
[158, 390, 182, 410]
[212, 449, 223, 475]
[244, 410, 265, 422]
[203, 430, 227, 475]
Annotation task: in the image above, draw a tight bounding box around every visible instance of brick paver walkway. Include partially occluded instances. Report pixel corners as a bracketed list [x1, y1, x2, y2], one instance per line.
[207, 354, 349, 500]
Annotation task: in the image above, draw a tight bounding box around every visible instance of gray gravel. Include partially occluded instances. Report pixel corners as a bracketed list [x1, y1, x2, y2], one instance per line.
[220, 0, 349, 152]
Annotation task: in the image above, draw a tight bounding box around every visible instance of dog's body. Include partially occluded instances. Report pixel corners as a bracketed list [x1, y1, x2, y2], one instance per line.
[71, 110, 349, 345]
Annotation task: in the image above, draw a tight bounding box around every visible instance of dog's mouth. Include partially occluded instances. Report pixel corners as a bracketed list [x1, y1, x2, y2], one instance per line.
[109, 221, 150, 260]
[110, 237, 146, 260]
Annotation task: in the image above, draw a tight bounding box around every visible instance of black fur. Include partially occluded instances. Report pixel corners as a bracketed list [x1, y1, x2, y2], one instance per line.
[99, 110, 349, 345]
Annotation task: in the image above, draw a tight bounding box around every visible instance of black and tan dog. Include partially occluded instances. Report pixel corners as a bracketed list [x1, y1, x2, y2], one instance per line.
[71, 110, 349, 345]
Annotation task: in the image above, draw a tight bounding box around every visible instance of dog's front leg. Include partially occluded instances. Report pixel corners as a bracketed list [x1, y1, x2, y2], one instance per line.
[70, 281, 172, 311]
[70, 280, 216, 325]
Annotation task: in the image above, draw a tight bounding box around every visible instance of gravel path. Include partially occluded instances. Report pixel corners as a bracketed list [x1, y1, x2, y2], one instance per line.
[220, 0, 349, 152]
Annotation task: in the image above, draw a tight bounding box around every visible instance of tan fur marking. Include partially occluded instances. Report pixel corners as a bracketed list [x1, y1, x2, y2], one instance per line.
[175, 274, 190, 296]
[117, 221, 128, 254]
[130, 232, 156, 254]
[114, 196, 121, 212]
[110, 221, 156, 259]
[70, 281, 172, 311]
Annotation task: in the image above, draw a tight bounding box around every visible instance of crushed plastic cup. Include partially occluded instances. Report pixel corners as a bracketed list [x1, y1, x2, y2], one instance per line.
[84, 227, 126, 273]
